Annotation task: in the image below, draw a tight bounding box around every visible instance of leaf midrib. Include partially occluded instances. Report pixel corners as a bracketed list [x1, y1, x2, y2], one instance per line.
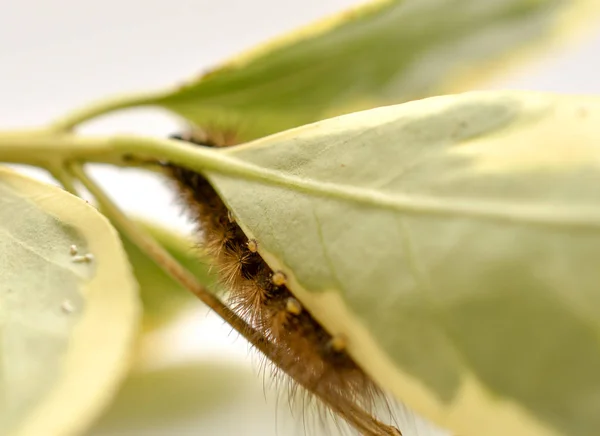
[205, 150, 600, 232]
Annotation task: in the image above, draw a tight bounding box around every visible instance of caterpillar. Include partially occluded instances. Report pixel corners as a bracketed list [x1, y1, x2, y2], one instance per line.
[166, 129, 401, 436]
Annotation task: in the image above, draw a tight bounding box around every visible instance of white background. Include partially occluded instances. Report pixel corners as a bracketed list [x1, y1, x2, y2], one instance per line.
[1, 1, 599, 435]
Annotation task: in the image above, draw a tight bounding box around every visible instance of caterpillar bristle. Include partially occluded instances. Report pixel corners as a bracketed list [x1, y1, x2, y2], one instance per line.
[166, 130, 402, 436]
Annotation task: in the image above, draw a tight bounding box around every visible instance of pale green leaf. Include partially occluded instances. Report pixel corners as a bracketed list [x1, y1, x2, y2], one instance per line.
[151, 0, 600, 140]
[88, 360, 259, 435]
[89, 356, 446, 436]
[122, 220, 218, 332]
[199, 91, 600, 436]
[0, 167, 140, 436]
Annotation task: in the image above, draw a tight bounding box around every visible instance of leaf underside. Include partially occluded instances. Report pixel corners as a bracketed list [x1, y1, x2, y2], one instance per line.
[153, 0, 599, 140]
[200, 91, 600, 436]
[0, 167, 139, 436]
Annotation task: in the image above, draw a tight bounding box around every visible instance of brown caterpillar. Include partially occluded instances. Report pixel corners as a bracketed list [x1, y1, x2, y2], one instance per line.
[166, 129, 401, 436]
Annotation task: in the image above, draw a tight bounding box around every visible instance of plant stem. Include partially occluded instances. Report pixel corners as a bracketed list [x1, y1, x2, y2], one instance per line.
[67, 163, 276, 358]
[3, 130, 600, 231]
[50, 90, 172, 132]
[48, 164, 79, 195]
[0, 132, 119, 167]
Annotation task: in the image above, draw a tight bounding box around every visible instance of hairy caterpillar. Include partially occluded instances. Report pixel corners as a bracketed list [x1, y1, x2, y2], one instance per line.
[166, 130, 401, 436]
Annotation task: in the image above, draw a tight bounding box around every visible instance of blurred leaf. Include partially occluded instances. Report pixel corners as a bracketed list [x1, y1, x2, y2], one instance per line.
[88, 360, 257, 435]
[0, 167, 139, 436]
[89, 357, 448, 436]
[200, 91, 600, 436]
[150, 0, 599, 140]
[122, 220, 219, 331]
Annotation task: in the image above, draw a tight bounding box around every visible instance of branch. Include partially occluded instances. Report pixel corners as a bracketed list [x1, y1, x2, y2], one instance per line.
[67, 163, 277, 358]
[48, 164, 80, 195]
[50, 90, 173, 132]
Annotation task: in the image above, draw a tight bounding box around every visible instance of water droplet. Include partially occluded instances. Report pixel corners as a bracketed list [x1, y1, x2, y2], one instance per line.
[61, 300, 75, 314]
[72, 253, 94, 264]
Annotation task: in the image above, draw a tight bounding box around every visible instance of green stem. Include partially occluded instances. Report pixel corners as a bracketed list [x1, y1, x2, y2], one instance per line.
[0, 131, 264, 179]
[2, 130, 600, 231]
[48, 164, 79, 195]
[67, 163, 274, 358]
[49, 89, 172, 132]
[0, 131, 116, 168]
[0, 131, 233, 170]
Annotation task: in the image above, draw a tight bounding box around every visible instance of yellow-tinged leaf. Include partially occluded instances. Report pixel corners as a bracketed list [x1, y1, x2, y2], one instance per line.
[148, 0, 600, 140]
[88, 360, 260, 435]
[195, 91, 600, 436]
[0, 167, 140, 436]
[89, 355, 447, 436]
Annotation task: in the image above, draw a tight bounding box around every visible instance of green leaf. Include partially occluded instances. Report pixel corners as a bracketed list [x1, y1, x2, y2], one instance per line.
[0, 167, 140, 436]
[88, 360, 260, 435]
[88, 357, 447, 436]
[151, 0, 600, 140]
[122, 220, 218, 332]
[199, 91, 600, 436]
